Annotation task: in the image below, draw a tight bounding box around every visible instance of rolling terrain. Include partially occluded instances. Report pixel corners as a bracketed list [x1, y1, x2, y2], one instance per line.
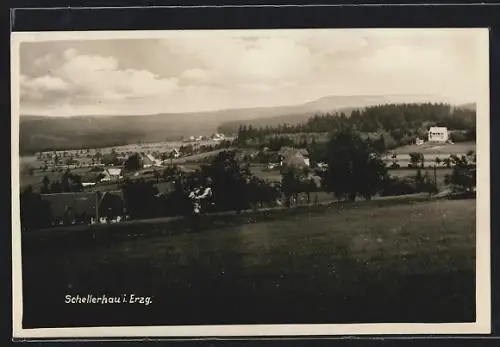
[20, 94, 472, 154]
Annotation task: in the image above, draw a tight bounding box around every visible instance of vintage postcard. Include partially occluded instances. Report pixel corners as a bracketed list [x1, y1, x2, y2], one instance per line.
[11, 28, 490, 338]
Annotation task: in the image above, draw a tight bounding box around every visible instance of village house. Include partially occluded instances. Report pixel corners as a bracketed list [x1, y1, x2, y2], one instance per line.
[100, 168, 122, 182]
[40, 192, 98, 226]
[40, 191, 127, 226]
[142, 154, 156, 168]
[170, 148, 180, 158]
[145, 153, 163, 167]
[212, 133, 226, 141]
[428, 127, 449, 143]
[279, 147, 310, 168]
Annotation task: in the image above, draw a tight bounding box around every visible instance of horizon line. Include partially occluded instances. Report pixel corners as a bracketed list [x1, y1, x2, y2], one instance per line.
[19, 94, 475, 118]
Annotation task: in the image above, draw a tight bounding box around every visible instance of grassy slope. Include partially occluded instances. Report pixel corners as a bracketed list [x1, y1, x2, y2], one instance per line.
[19, 167, 93, 191]
[391, 141, 476, 155]
[22, 199, 475, 328]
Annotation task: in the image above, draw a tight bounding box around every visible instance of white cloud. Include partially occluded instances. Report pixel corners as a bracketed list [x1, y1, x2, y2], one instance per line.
[20, 74, 69, 102]
[295, 30, 370, 54]
[22, 74, 68, 91]
[34, 53, 55, 67]
[63, 48, 78, 60]
[56, 51, 179, 99]
[180, 68, 213, 83]
[169, 36, 314, 86]
[21, 48, 180, 109]
[361, 45, 447, 74]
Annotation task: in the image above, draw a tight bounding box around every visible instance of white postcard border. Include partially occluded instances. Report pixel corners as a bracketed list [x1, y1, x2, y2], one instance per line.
[11, 28, 491, 338]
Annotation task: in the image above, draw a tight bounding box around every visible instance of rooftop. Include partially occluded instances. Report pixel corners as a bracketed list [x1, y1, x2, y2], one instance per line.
[41, 191, 124, 220]
[429, 126, 448, 131]
[106, 168, 122, 176]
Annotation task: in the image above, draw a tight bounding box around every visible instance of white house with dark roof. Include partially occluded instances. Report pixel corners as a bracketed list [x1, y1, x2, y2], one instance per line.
[428, 127, 449, 143]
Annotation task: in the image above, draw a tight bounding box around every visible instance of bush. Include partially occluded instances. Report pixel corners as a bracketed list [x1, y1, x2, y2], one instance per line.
[449, 131, 468, 143]
[449, 190, 476, 199]
[379, 177, 418, 197]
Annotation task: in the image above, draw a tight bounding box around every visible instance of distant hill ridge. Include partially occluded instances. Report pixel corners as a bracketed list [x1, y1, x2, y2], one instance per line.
[19, 95, 475, 154]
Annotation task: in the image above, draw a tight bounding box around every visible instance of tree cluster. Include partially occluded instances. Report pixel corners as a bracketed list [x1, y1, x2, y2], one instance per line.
[280, 166, 319, 206]
[40, 169, 84, 194]
[124, 153, 143, 171]
[119, 151, 285, 219]
[444, 151, 476, 193]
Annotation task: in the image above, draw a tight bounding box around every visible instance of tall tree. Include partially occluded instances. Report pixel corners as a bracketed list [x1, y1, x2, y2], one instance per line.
[199, 150, 253, 213]
[61, 170, 71, 192]
[122, 178, 160, 219]
[321, 129, 388, 201]
[409, 152, 425, 169]
[124, 153, 143, 171]
[281, 166, 302, 207]
[41, 175, 50, 193]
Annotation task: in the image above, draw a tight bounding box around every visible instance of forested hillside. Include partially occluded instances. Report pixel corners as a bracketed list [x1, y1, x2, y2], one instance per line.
[235, 102, 476, 146]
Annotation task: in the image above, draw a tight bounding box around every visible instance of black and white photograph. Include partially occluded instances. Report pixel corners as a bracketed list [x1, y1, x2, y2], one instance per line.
[11, 28, 490, 338]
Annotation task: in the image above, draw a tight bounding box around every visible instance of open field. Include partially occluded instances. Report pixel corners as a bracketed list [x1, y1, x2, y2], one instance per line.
[22, 198, 475, 328]
[390, 141, 476, 156]
[19, 155, 39, 165]
[169, 148, 234, 164]
[382, 141, 476, 168]
[248, 165, 453, 188]
[19, 167, 94, 191]
[250, 164, 282, 182]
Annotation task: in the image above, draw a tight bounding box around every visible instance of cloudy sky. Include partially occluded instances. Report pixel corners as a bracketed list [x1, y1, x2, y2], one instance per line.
[17, 29, 485, 116]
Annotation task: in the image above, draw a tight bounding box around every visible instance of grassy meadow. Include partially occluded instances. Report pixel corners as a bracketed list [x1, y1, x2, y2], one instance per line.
[391, 141, 476, 156]
[22, 198, 476, 328]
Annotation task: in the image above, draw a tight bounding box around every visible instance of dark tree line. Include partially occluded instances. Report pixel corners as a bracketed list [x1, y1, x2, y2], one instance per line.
[40, 169, 84, 194]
